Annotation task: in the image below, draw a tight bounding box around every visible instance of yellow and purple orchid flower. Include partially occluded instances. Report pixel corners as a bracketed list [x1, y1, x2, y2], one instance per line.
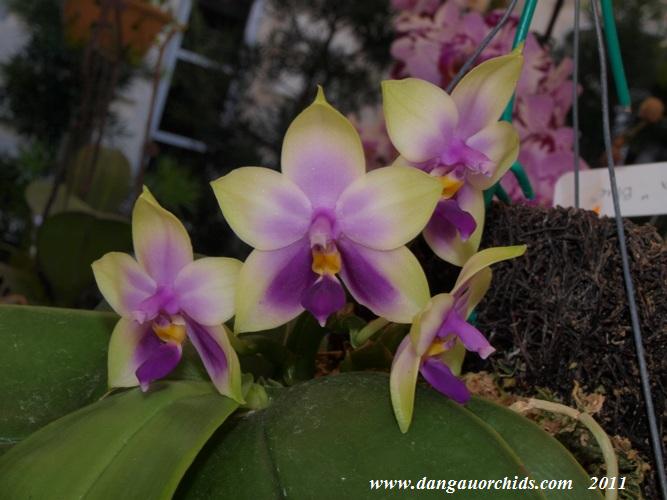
[390, 245, 526, 433]
[382, 49, 523, 266]
[212, 88, 442, 332]
[92, 188, 244, 402]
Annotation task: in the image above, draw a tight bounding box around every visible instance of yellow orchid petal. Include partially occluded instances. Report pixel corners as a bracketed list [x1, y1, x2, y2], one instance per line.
[382, 78, 458, 163]
[390, 336, 422, 433]
[282, 87, 365, 209]
[132, 186, 193, 284]
[451, 48, 523, 137]
[211, 167, 312, 251]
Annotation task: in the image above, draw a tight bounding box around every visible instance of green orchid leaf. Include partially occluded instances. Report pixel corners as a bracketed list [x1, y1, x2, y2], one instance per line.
[466, 398, 602, 499]
[0, 381, 239, 500]
[37, 211, 132, 305]
[177, 373, 596, 499]
[0, 304, 210, 455]
[0, 304, 115, 453]
[67, 145, 132, 213]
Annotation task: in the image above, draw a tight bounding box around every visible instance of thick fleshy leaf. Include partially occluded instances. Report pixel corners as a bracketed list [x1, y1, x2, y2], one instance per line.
[466, 121, 520, 190]
[336, 166, 441, 250]
[0, 305, 115, 451]
[423, 184, 485, 266]
[107, 318, 158, 389]
[0, 381, 240, 500]
[389, 337, 422, 433]
[186, 321, 244, 403]
[235, 239, 315, 333]
[179, 373, 598, 499]
[338, 238, 430, 323]
[452, 245, 527, 296]
[382, 78, 458, 163]
[136, 342, 183, 391]
[409, 293, 454, 356]
[451, 49, 523, 138]
[210, 167, 312, 251]
[420, 357, 470, 404]
[37, 211, 132, 306]
[466, 398, 604, 500]
[91, 252, 156, 318]
[282, 88, 365, 209]
[300, 275, 347, 327]
[132, 187, 193, 285]
[174, 257, 242, 326]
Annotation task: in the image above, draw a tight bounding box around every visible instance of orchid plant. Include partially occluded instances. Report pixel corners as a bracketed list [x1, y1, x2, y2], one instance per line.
[390, 245, 526, 433]
[89, 52, 527, 435]
[92, 187, 244, 402]
[211, 88, 441, 332]
[382, 48, 522, 266]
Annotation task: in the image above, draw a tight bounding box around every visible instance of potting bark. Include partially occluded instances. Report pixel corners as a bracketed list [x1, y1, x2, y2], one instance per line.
[464, 203, 666, 498]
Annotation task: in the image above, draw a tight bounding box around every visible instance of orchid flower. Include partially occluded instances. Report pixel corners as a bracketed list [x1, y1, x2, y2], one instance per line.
[382, 49, 523, 266]
[92, 187, 244, 401]
[390, 245, 526, 432]
[211, 88, 441, 333]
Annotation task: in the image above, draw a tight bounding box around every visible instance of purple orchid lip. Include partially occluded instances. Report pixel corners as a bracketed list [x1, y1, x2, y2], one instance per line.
[433, 200, 476, 241]
[301, 275, 347, 327]
[136, 342, 183, 391]
[420, 356, 471, 404]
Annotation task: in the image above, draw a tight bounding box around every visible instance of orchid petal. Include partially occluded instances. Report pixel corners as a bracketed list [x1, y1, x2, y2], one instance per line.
[234, 239, 315, 333]
[337, 237, 430, 323]
[452, 245, 527, 296]
[336, 166, 441, 250]
[301, 274, 347, 327]
[466, 122, 520, 190]
[451, 49, 523, 137]
[390, 336, 422, 433]
[211, 167, 312, 251]
[438, 309, 494, 359]
[423, 184, 484, 266]
[409, 293, 454, 356]
[107, 318, 159, 389]
[136, 342, 183, 392]
[459, 267, 492, 319]
[420, 357, 470, 404]
[282, 87, 365, 209]
[382, 78, 459, 163]
[132, 186, 193, 285]
[186, 321, 244, 403]
[174, 257, 242, 326]
[440, 339, 466, 377]
[92, 252, 156, 318]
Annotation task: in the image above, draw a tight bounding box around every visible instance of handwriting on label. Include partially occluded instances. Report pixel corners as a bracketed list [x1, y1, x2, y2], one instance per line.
[553, 162, 667, 217]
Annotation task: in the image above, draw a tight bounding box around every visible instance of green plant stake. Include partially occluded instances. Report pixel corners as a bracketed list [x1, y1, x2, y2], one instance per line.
[485, 0, 538, 205]
[600, 0, 631, 109]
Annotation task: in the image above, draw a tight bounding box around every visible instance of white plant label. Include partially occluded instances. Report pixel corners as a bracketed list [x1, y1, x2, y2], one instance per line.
[553, 162, 667, 217]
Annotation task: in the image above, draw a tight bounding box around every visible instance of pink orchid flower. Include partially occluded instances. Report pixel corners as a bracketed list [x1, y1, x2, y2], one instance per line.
[382, 49, 523, 266]
[212, 88, 441, 333]
[390, 245, 526, 433]
[92, 188, 243, 401]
